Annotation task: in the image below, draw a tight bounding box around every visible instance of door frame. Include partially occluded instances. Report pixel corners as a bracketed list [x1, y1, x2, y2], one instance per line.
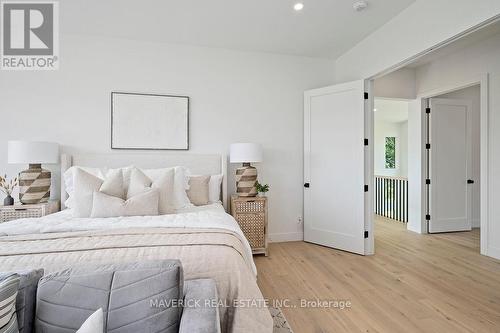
[407, 74, 489, 254]
[366, 73, 490, 256]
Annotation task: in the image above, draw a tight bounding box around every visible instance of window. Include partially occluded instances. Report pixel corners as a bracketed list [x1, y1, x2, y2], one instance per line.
[385, 137, 396, 169]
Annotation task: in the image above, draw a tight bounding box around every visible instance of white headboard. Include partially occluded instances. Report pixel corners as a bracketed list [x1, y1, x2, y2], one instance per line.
[60, 153, 228, 210]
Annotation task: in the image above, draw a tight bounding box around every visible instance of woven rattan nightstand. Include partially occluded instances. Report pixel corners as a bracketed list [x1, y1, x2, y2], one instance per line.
[0, 201, 60, 223]
[230, 195, 268, 256]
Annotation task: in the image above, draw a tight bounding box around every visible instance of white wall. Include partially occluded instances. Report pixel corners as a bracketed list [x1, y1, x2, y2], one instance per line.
[399, 121, 409, 178]
[413, 32, 500, 258]
[438, 86, 481, 228]
[374, 68, 416, 100]
[0, 34, 335, 242]
[335, 0, 500, 82]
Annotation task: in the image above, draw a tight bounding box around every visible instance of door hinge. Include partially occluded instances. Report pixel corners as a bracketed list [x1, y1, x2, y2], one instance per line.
[426, 107, 431, 114]
[364, 231, 369, 238]
[364, 92, 369, 100]
[426, 143, 431, 149]
[364, 138, 369, 146]
[426, 214, 431, 221]
[426, 179, 431, 185]
[467, 179, 475, 184]
[364, 185, 369, 192]
[304, 182, 310, 188]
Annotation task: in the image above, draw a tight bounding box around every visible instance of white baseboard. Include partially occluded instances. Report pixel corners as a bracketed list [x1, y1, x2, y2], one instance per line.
[471, 218, 480, 228]
[269, 232, 303, 243]
[487, 245, 500, 260]
[406, 224, 423, 234]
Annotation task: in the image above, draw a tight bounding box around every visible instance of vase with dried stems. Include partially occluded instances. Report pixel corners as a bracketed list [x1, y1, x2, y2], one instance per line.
[0, 174, 18, 206]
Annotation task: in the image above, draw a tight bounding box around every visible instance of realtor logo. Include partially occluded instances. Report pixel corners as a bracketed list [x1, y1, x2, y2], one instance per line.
[1, 1, 59, 70]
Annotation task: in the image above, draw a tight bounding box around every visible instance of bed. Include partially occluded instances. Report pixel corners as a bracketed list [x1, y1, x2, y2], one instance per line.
[0, 153, 273, 333]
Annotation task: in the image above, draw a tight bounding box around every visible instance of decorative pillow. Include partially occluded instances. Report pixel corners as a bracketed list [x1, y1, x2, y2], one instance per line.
[63, 166, 104, 209]
[103, 165, 134, 189]
[35, 260, 183, 333]
[143, 167, 192, 210]
[14, 269, 44, 333]
[91, 189, 160, 218]
[73, 169, 125, 218]
[76, 308, 103, 333]
[188, 174, 223, 204]
[187, 175, 210, 206]
[128, 168, 175, 214]
[209, 174, 223, 203]
[173, 167, 193, 209]
[0, 273, 20, 333]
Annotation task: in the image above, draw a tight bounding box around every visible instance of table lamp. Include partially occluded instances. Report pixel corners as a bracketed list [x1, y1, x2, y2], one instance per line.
[8, 141, 59, 204]
[230, 143, 263, 197]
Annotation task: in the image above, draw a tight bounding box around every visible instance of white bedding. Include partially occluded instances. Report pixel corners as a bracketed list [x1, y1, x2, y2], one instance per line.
[0, 203, 272, 332]
[0, 203, 256, 275]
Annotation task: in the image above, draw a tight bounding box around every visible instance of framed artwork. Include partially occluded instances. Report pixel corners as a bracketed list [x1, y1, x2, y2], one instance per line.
[111, 92, 189, 150]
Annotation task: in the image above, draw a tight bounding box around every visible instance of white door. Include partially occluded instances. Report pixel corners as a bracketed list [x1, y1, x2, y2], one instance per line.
[304, 80, 369, 255]
[428, 98, 472, 233]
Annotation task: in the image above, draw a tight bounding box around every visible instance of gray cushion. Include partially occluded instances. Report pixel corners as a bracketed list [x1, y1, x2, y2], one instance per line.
[35, 260, 183, 333]
[180, 279, 220, 333]
[15, 269, 44, 333]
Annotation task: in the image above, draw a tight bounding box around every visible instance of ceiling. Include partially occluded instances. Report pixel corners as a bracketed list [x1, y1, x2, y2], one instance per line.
[60, 0, 415, 59]
[374, 99, 409, 123]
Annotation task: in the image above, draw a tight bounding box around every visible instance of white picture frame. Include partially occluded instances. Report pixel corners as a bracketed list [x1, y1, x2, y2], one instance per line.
[111, 92, 189, 150]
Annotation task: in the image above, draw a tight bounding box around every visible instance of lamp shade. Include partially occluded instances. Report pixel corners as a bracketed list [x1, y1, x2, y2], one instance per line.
[8, 141, 59, 164]
[230, 143, 263, 163]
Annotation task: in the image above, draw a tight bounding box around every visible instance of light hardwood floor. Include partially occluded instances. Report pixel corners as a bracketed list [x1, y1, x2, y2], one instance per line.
[255, 216, 500, 333]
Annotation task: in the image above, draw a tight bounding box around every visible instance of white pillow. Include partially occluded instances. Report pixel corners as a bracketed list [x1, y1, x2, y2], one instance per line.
[72, 169, 124, 218]
[128, 168, 175, 214]
[103, 165, 134, 189]
[173, 166, 192, 209]
[208, 174, 223, 203]
[91, 189, 159, 218]
[77, 308, 103, 333]
[142, 166, 192, 210]
[63, 166, 103, 209]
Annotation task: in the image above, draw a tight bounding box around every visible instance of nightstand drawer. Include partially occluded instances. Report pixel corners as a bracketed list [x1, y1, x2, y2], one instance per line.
[0, 201, 60, 223]
[233, 199, 266, 214]
[235, 213, 266, 249]
[1, 207, 43, 222]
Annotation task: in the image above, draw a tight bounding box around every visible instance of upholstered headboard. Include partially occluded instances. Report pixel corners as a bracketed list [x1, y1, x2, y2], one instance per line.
[60, 153, 228, 210]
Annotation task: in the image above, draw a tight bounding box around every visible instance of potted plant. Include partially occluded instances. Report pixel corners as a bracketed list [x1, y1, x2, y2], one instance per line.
[0, 174, 18, 206]
[255, 181, 269, 197]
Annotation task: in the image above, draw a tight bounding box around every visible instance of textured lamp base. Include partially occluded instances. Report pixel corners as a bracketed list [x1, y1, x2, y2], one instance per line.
[19, 164, 51, 204]
[236, 163, 258, 197]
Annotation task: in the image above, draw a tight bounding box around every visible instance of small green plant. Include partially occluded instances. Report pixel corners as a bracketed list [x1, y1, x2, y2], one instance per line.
[255, 181, 269, 194]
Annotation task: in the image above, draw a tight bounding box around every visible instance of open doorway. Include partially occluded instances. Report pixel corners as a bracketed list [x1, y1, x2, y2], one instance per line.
[371, 24, 490, 253]
[373, 99, 409, 226]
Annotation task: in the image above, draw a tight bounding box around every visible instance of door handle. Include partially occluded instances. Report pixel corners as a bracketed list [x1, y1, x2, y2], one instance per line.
[467, 179, 474, 184]
[304, 183, 310, 188]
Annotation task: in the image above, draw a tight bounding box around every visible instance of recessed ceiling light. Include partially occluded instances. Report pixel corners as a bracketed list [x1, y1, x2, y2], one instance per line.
[353, 1, 368, 12]
[373, 108, 377, 112]
[294, 3, 304, 11]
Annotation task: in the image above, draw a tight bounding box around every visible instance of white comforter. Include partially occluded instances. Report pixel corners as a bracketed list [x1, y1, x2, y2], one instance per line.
[0, 203, 256, 275]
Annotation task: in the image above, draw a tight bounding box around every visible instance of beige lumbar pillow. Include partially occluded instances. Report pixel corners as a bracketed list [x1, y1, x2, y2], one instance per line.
[90, 189, 159, 218]
[187, 175, 210, 206]
[73, 168, 125, 218]
[127, 168, 175, 214]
